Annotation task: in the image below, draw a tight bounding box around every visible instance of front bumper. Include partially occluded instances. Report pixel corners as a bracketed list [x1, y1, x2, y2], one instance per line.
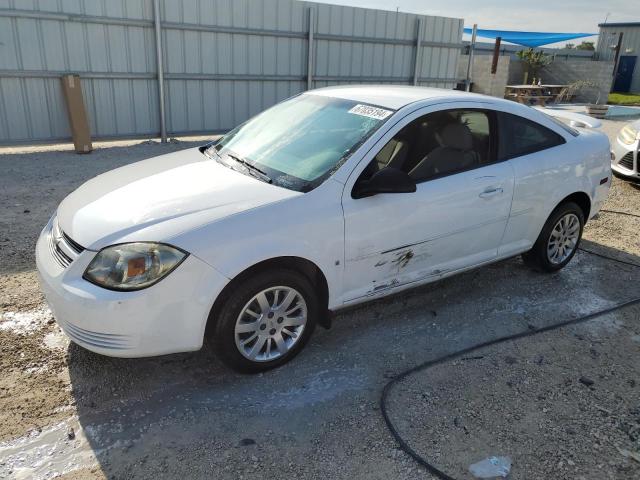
[611, 137, 639, 179]
[36, 217, 229, 357]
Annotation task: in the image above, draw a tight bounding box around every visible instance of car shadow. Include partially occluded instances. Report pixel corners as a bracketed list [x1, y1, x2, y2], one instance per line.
[62, 237, 640, 478]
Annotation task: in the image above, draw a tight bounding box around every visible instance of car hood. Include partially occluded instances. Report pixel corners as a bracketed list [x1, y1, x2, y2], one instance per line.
[57, 147, 300, 250]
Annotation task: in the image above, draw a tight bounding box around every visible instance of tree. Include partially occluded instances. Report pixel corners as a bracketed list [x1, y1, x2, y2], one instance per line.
[576, 41, 595, 51]
[564, 43, 575, 49]
[516, 48, 551, 83]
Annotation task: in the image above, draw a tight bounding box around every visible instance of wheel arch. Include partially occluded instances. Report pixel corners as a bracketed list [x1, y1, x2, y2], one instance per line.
[205, 256, 331, 336]
[557, 191, 591, 220]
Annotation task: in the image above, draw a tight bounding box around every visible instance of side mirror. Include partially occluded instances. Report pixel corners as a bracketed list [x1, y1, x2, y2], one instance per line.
[352, 167, 417, 199]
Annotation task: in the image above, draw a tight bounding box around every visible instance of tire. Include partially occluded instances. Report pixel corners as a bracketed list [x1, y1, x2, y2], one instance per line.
[212, 269, 317, 373]
[522, 201, 585, 273]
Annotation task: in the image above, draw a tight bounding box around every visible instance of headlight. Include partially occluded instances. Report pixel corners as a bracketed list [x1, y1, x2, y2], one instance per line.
[619, 124, 640, 145]
[83, 243, 187, 291]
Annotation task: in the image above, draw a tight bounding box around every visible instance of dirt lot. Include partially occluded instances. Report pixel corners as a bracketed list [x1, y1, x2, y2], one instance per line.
[0, 121, 639, 479]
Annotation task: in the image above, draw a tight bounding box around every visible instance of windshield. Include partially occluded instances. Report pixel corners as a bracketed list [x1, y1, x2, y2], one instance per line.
[208, 94, 394, 192]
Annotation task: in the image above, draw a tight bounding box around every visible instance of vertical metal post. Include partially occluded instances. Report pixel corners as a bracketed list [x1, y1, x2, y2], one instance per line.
[611, 32, 624, 92]
[412, 18, 424, 86]
[465, 24, 477, 92]
[153, 0, 167, 143]
[307, 8, 315, 90]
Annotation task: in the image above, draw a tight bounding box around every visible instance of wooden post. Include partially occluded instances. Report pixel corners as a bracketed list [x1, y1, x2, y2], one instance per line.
[61, 75, 92, 154]
[491, 37, 501, 74]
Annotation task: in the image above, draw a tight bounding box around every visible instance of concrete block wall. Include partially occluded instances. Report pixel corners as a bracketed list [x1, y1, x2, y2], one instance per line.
[508, 61, 526, 85]
[457, 55, 510, 98]
[508, 59, 614, 103]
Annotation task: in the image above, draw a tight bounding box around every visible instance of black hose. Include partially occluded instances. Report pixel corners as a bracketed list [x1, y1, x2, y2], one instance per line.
[600, 208, 640, 219]
[380, 209, 640, 480]
[578, 247, 640, 269]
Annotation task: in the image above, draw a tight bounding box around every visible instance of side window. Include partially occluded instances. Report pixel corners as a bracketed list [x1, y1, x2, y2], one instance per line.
[359, 109, 495, 184]
[498, 112, 565, 160]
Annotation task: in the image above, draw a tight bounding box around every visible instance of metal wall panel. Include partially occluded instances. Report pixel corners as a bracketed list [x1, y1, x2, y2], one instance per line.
[597, 25, 640, 93]
[0, 0, 462, 144]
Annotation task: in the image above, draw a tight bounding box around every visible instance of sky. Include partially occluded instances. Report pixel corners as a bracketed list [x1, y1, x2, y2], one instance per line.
[313, 0, 638, 47]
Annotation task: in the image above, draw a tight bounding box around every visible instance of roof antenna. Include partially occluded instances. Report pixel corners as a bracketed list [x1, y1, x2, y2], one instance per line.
[602, 12, 610, 25]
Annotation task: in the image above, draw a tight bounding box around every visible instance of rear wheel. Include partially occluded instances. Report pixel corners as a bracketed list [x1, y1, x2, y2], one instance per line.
[522, 202, 584, 272]
[212, 269, 317, 373]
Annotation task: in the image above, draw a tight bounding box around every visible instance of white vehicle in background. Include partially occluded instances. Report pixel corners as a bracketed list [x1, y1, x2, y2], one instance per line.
[611, 119, 640, 180]
[36, 86, 611, 372]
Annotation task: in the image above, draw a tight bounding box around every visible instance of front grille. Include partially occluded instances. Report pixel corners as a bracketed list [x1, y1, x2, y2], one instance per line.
[48, 231, 72, 268]
[62, 232, 84, 254]
[48, 217, 84, 268]
[619, 151, 635, 170]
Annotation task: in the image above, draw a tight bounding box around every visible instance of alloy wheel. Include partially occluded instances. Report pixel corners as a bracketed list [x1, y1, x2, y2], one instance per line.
[234, 286, 307, 362]
[547, 213, 580, 265]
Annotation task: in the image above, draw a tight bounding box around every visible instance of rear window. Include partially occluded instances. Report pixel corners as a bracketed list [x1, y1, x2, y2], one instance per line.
[498, 112, 566, 160]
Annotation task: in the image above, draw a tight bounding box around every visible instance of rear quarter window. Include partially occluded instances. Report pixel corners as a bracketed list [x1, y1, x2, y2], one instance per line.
[498, 112, 566, 160]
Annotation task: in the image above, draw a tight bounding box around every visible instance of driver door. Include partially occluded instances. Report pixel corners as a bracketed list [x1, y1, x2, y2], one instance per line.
[341, 105, 514, 303]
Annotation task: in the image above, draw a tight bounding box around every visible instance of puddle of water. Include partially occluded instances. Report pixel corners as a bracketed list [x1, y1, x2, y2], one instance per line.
[0, 307, 52, 335]
[506, 289, 613, 320]
[607, 105, 640, 118]
[0, 416, 136, 480]
[192, 367, 369, 411]
[0, 418, 97, 480]
[259, 368, 367, 409]
[582, 315, 624, 336]
[571, 291, 613, 316]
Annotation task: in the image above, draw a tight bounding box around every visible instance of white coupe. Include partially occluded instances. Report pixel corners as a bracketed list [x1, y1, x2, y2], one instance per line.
[36, 86, 611, 372]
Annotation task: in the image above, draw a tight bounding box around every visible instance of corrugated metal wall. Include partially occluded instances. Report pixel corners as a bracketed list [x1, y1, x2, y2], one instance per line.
[596, 25, 640, 93]
[0, 0, 463, 145]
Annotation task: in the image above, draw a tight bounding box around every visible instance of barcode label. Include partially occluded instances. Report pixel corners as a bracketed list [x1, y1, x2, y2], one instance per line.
[348, 104, 393, 120]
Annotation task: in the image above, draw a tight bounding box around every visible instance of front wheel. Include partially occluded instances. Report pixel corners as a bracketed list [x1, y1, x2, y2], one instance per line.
[212, 269, 317, 373]
[522, 202, 584, 272]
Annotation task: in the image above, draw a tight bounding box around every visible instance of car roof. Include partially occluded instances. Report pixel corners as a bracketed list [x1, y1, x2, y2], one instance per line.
[306, 85, 497, 110]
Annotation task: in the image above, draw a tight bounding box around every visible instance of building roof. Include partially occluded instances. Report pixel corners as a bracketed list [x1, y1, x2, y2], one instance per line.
[598, 22, 640, 28]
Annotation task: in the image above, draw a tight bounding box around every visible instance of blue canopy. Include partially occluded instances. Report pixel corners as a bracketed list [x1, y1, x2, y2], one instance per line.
[463, 28, 596, 48]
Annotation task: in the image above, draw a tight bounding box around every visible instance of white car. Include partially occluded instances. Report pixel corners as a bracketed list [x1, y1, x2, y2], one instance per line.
[36, 86, 611, 372]
[611, 119, 640, 180]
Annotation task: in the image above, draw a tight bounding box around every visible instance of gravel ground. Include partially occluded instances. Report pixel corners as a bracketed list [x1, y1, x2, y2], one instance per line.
[388, 306, 640, 479]
[0, 119, 639, 479]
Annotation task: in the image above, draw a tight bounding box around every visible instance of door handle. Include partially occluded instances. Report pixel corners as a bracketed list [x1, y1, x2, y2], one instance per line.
[479, 187, 504, 198]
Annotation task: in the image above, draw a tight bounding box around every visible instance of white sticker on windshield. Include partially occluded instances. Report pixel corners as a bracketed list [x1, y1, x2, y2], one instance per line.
[348, 104, 393, 120]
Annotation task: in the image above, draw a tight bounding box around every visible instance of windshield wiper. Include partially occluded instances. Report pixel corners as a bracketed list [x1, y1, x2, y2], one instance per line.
[225, 153, 272, 184]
